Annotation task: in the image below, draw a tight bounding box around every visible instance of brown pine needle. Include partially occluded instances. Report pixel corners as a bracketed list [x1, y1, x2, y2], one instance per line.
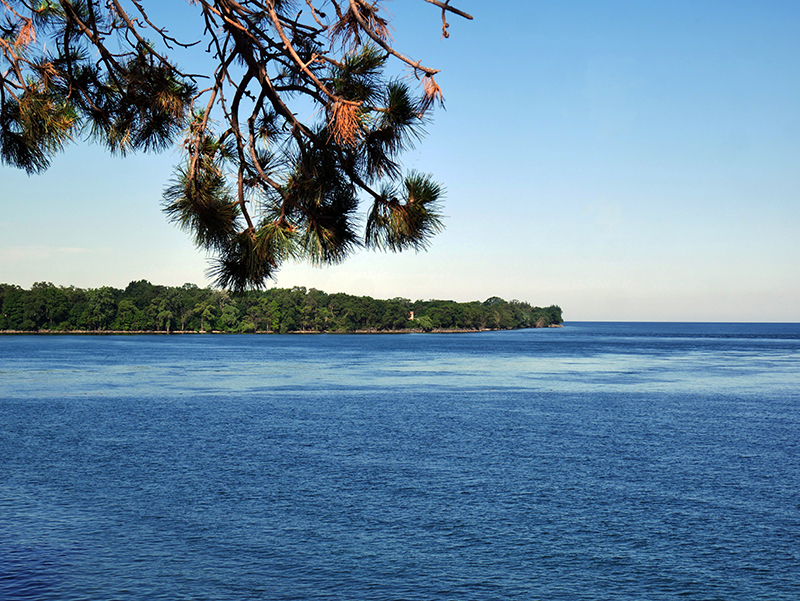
[421, 75, 444, 113]
[16, 19, 35, 48]
[328, 100, 361, 147]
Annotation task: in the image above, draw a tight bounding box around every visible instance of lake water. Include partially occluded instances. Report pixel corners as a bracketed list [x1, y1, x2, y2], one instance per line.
[1, 323, 799, 600]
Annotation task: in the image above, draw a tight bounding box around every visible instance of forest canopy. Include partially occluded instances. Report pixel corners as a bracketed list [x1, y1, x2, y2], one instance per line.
[0, 281, 563, 333]
[1, 1, 471, 290]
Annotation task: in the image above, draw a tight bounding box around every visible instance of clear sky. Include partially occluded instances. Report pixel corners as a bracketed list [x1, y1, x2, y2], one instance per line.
[1, 1, 798, 321]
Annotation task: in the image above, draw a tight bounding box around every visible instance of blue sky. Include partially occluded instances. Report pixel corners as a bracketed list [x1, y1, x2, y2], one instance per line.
[1, 1, 798, 321]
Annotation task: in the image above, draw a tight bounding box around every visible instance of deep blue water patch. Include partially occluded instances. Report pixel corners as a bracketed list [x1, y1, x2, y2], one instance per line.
[1, 324, 799, 600]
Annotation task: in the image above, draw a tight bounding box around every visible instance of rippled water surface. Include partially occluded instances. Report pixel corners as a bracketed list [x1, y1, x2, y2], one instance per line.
[2, 323, 799, 600]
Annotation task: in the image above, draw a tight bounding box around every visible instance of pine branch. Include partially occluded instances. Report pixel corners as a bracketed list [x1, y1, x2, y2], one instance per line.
[1, 0, 471, 290]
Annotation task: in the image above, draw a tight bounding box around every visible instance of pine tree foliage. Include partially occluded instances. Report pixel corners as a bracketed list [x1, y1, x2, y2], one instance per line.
[1, 0, 472, 290]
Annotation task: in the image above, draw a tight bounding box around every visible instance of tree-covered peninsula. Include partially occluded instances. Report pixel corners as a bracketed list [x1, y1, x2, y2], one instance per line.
[0, 281, 562, 334]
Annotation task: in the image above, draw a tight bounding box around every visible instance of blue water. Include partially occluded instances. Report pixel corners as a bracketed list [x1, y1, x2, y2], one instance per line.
[1, 323, 799, 600]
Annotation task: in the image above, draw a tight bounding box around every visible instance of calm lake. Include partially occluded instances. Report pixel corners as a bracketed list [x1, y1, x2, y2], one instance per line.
[2, 323, 799, 600]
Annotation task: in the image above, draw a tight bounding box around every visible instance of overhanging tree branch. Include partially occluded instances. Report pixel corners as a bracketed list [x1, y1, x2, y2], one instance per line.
[1, 0, 472, 291]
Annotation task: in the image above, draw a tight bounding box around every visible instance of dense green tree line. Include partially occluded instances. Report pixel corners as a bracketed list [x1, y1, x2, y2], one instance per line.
[0, 281, 562, 333]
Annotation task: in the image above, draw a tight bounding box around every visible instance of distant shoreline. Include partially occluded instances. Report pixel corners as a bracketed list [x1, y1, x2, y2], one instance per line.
[1, 282, 563, 333]
[0, 325, 564, 336]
